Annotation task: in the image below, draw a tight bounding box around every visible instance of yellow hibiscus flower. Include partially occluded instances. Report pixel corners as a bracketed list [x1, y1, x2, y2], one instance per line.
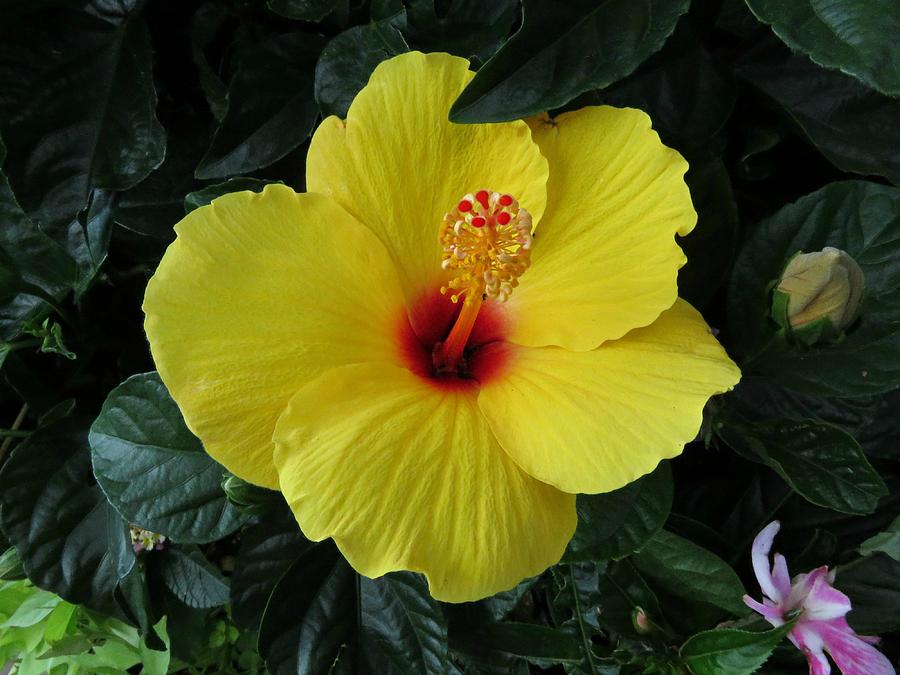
[143, 52, 740, 602]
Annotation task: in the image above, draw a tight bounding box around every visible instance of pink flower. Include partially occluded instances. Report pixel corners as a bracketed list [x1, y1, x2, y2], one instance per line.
[744, 521, 895, 675]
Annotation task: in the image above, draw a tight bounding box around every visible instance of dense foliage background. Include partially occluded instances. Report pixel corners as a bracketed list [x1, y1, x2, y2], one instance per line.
[0, 0, 898, 673]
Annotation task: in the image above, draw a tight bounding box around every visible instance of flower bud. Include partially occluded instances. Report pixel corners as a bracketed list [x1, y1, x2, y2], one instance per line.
[772, 247, 864, 345]
[222, 472, 283, 516]
[632, 607, 653, 634]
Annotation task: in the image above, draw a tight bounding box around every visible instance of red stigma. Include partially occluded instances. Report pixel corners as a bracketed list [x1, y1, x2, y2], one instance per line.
[499, 194, 513, 206]
[458, 199, 473, 212]
[496, 212, 511, 225]
[471, 216, 486, 228]
[475, 190, 490, 209]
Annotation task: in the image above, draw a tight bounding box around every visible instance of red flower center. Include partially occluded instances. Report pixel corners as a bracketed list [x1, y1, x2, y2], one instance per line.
[397, 288, 511, 391]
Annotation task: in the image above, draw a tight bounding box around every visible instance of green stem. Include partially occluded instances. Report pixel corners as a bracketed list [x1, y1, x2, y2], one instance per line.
[0, 403, 28, 461]
[6, 338, 41, 352]
[0, 430, 30, 438]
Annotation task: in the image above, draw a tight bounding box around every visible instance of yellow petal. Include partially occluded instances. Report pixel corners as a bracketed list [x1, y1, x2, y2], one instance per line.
[479, 300, 740, 494]
[273, 363, 576, 602]
[307, 51, 548, 299]
[507, 107, 696, 351]
[143, 185, 405, 488]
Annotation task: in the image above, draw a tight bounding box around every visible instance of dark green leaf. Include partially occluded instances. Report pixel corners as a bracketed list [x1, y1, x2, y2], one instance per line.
[315, 17, 408, 118]
[482, 576, 539, 622]
[859, 516, 900, 560]
[184, 177, 279, 213]
[195, 32, 324, 179]
[453, 622, 583, 668]
[834, 554, 900, 633]
[677, 156, 739, 308]
[745, 0, 900, 97]
[600, 25, 737, 151]
[725, 378, 900, 461]
[190, 3, 229, 122]
[0, 137, 76, 340]
[727, 180, 900, 395]
[632, 530, 746, 615]
[68, 188, 117, 298]
[597, 560, 663, 637]
[449, 0, 689, 123]
[258, 538, 451, 675]
[0, 8, 165, 238]
[0, 0, 91, 18]
[403, 0, 518, 62]
[565, 462, 672, 563]
[554, 563, 606, 674]
[0, 418, 138, 617]
[737, 44, 900, 185]
[718, 418, 888, 515]
[361, 572, 450, 675]
[0, 138, 75, 296]
[267, 0, 338, 21]
[160, 545, 230, 609]
[680, 624, 791, 675]
[115, 120, 207, 240]
[258, 541, 357, 675]
[230, 506, 309, 631]
[89, 372, 247, 543]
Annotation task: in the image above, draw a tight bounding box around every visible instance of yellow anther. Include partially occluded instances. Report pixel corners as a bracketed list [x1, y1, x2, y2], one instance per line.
[439, 190, 532, 304]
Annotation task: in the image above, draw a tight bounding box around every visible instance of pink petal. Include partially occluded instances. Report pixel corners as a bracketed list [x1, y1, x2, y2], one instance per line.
[773, 552, 792, 600]
[803, 574, 852, 621]
[791, 624, 831, 675]
[787, 566, 829, 609]
[818, 620, 896, 675]
[752, 521, 785, 602]
[743, 594, 785, 624]
[809, 650, 833, 675]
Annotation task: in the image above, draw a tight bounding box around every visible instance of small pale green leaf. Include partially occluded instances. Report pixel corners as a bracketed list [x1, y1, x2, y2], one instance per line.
[745, 0, 900, 97]
[860, 516, 900, 561]
[1, 588, 61, 628]
[449, 0, 689, 123]
[681, 624, 792, 675]
[89, 372, 247, 543]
